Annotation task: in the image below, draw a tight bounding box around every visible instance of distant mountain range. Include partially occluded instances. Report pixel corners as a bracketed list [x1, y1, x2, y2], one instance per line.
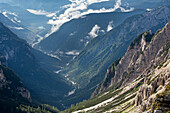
[1, 0, 169, 45]
[0, 13, 35, 43]
[36, 9, 145, 62]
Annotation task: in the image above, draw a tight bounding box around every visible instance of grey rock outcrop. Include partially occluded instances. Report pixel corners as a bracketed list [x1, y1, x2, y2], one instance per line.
[0, 64, 31, 102]
[93, 21, 170, 96]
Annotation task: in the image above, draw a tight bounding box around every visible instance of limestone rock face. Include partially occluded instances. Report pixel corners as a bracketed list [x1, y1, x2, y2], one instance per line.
[93, 22, 170, 112]
[135, 66, 170, 112]
[93, 22, 170, 96]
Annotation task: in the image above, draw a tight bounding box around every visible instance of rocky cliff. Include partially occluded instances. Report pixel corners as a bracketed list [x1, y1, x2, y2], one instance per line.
[60, 6, 170, 107]
[91, 22, 170, 112]
[93, 21, 170, 96]
[0, 63, 31, 113]
[62, 22, 169, 113]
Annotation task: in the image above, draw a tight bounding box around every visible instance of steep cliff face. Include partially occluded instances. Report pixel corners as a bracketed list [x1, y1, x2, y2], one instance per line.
[0, 64, 31, 113]
[93, 22, 170, 97]
[60, 6, 170, 107]
[63, 22, 169, 113]
[134, 61, 170, 112]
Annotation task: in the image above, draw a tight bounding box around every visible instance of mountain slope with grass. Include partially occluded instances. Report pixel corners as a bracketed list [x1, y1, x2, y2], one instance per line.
[62, 21, 170, 113]
[65, 6, 170, 88]
[60, 6, 170, 107]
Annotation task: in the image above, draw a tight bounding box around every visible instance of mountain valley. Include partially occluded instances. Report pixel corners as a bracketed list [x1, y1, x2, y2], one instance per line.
[0, 0, 169, 113]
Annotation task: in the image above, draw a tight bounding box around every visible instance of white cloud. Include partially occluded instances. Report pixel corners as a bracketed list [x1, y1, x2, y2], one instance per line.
[27, 9, 57, 17]
[89, 24, 101, 38]
[120, 7, 134, 12]
[27, 9, 49, 15]
[89, 24, 105, 38]
[87, 0, 110, 5]
[107, 21, 114, 32]
[46, 0, 134, 37]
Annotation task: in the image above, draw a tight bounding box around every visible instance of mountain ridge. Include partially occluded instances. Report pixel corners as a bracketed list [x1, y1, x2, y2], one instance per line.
[0, 22, 72, 109]
[62, 21, 170, 113]
[65, 5, 170, 88]
[59, 5, 170, 108]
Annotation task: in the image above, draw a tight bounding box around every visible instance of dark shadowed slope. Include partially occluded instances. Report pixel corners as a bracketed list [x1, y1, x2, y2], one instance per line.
[0, 22, 72, 109]
[0, 63, 31, 113]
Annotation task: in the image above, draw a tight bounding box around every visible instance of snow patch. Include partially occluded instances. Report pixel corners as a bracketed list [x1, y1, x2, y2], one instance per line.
[2, 11, 21, 23]
[2, 11, 18, 17]
[2, 11, 8, 18]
